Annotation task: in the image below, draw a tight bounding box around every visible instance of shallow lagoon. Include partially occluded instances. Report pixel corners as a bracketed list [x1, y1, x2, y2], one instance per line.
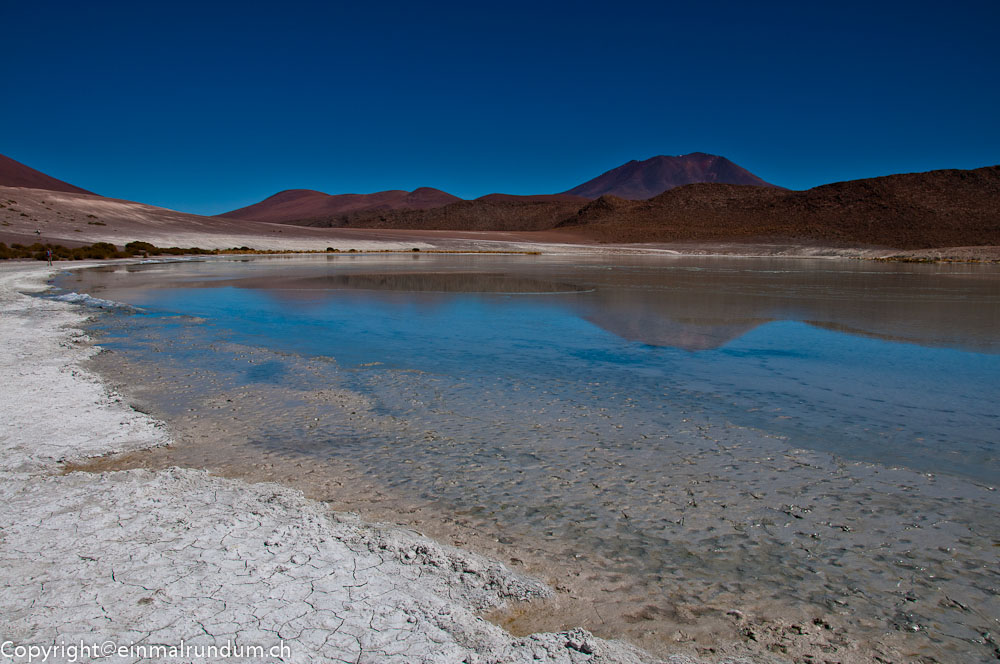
[57, 254, 1000, 662]
[62, 254, 1000, 480]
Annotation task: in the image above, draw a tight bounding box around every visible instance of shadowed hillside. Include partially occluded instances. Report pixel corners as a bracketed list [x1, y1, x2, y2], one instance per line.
[7, 151, 996, 250]
[252, 166, 1000, 249]
[220, 187, 461, 223]
[266, 197, 585, 232]
[559, 166, 1000, 248]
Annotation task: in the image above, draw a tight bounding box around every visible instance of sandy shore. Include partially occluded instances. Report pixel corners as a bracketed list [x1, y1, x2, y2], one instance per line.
[0, 262, 707, 664]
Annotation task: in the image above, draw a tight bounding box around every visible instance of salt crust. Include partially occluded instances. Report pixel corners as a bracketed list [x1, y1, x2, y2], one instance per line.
[0, 263, 724, 663]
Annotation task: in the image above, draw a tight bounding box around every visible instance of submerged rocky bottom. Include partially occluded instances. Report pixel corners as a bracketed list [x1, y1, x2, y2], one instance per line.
[2, 264, 669, 664]
[72, 308, 1000, 664]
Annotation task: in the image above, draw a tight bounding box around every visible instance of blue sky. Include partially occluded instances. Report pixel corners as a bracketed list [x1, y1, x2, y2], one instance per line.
[2, 1, 997, 214]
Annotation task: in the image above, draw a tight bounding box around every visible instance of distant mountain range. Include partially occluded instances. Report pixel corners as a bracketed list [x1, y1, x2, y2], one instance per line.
[0, 154, 94, 195]
[243, 166, 1000, 249]
[0, 151, 780, 220]
[219, 153, 780, 223]
[2, 151, 998, 249]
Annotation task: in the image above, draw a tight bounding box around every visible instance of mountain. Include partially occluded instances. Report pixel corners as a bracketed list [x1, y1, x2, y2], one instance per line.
[0, 153, 95, 195]
[558, 166, 1000, 248]
[219, 187, 461, 223]
[0, 182, 347, 250]
[10, 150, 991, 251]
[561, 153, 779, 199]
[221, 153, 771, 224]
[272, 165, 1000, 249]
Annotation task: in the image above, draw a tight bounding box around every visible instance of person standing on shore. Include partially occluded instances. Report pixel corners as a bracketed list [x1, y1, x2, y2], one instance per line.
[46, 248, 53, 266]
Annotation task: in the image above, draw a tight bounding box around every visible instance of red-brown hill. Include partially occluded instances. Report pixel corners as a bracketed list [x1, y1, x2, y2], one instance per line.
[0, 153, 95, 195]
[273, 165, 1000, 249]
[220, 187, 461, 223]
[558, 166, 1000, 248]
[561, 153, 779, 199]
[278, 197, 585, 232]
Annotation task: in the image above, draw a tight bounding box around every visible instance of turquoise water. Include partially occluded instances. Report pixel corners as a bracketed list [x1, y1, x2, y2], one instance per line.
[60, 255, 1000, 482]
[54, 255, 1000, 660]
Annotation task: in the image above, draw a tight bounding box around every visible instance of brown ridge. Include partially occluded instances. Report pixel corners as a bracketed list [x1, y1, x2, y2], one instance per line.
[265, 165, 1000, 249]
[560, 166, 1000, 248]
[6, 152, 998, 250]
[219, 153, 776, 222]
[0, 153, 95, 195]
[219, 187, 461, 223]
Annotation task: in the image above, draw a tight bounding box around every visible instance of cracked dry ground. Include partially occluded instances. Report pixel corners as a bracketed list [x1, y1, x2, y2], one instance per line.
[0, 468, 666, 664]
[0, 265, 679, 664]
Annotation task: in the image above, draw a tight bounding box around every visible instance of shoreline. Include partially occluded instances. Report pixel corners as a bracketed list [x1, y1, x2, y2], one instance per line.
[3, 182, 999, 263]
[3, 241, 1000, 264]
[0, 262, 677, 664]
[5, 255, 998, 663]
[65, 300, 1000, 664]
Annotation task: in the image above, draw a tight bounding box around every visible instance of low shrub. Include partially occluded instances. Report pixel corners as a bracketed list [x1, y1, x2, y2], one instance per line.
[0, 240, 227, 261]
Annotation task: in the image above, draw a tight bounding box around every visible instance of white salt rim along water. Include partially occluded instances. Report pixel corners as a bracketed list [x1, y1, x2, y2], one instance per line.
[0, 262, 691, 664]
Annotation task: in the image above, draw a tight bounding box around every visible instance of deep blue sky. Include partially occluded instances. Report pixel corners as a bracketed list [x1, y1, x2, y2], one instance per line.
[3, 1, 998, 214]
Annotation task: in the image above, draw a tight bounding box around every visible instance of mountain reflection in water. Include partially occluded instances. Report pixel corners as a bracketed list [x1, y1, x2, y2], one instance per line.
[64, 255, 1000, 354]
[59, 253, 1000, 663]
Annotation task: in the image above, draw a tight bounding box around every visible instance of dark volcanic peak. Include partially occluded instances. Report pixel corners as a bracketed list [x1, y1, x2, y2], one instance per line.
[220, 187, 461, 223]
[562, 153, 779, 200]
[0, 153, 95, 195]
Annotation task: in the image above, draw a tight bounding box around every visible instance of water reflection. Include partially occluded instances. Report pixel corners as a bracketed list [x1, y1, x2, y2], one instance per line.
[207, 271, 590, 295]
[61, 255, 999, 354]
[571, 266, 1000, 352]
[57, 255, 1000, 661]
